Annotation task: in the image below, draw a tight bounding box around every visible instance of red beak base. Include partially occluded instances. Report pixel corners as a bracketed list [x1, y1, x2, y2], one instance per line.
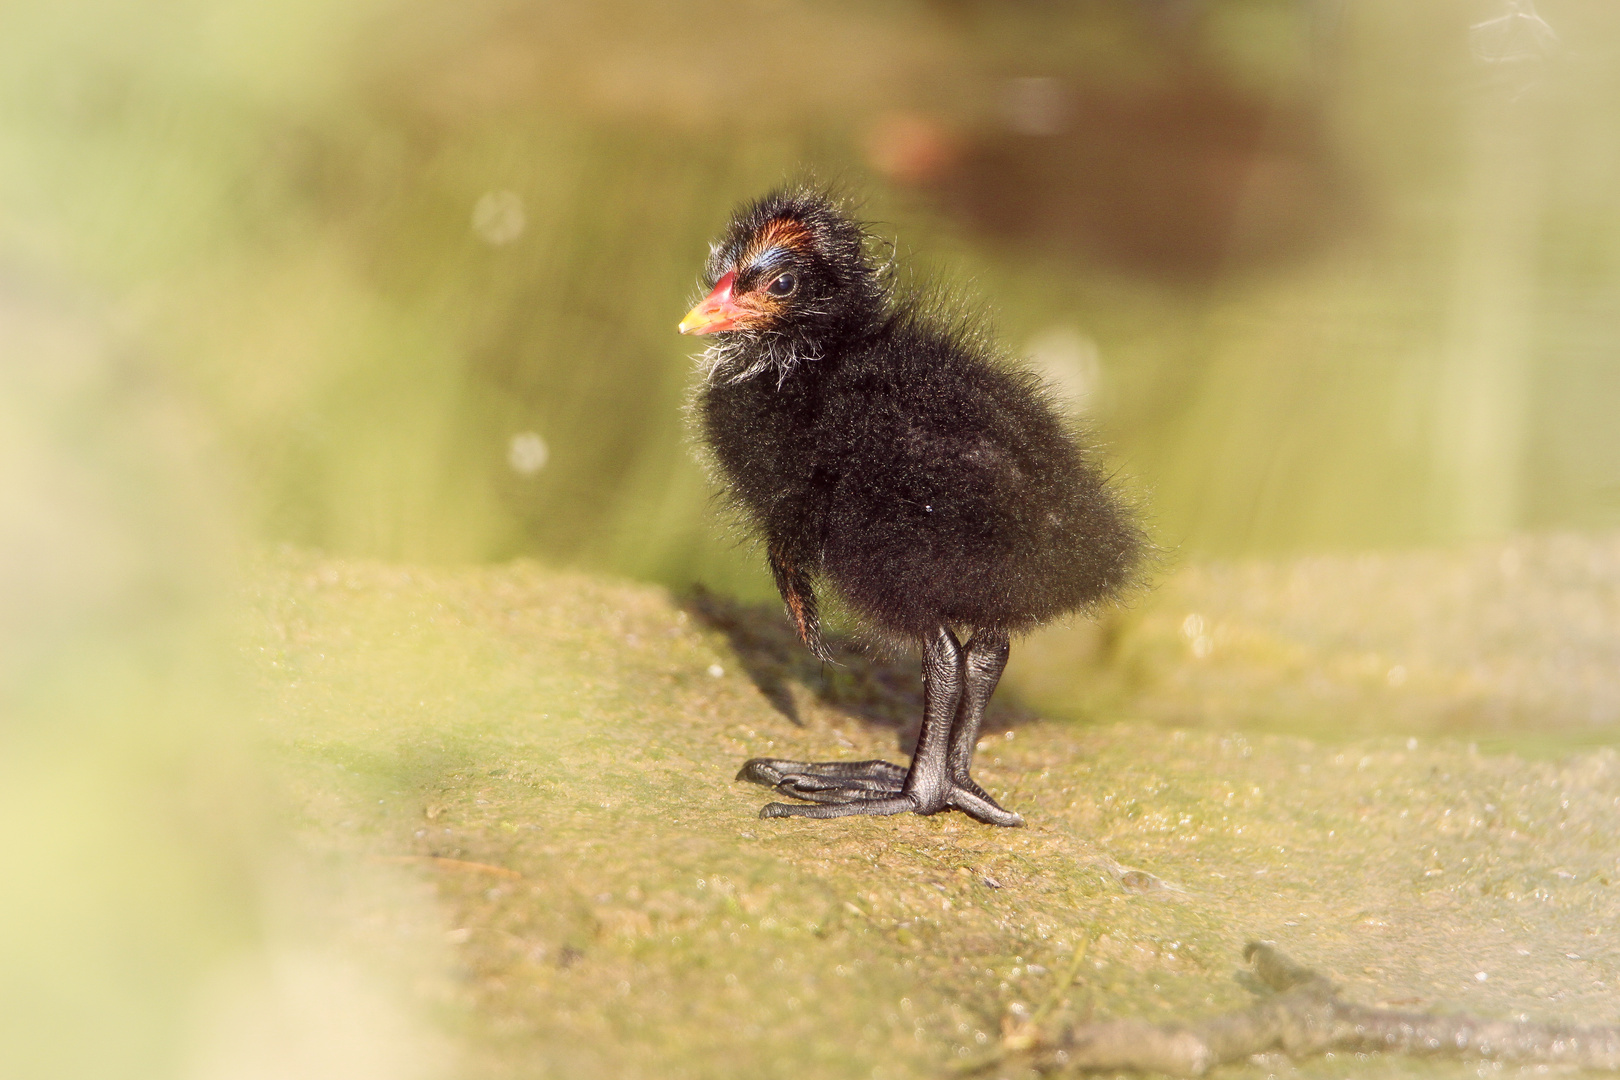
[678, 271, 747, 335]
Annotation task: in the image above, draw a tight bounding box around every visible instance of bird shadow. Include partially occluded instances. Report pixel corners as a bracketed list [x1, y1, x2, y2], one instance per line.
[680, 586, 1037, 754]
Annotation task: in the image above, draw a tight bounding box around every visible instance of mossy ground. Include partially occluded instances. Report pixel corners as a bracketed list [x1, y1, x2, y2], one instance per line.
[243, 544, 1620, 1079]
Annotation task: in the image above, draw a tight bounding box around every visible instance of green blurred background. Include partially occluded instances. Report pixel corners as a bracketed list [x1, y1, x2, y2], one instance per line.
[4, 0, 1619, 1077]
[7, 0, 1618, 596]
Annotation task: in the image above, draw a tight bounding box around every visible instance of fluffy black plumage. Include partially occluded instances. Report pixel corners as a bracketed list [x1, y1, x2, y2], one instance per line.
[681, 186, 1143, 826]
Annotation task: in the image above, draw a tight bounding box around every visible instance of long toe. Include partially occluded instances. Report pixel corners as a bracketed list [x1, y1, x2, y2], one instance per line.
[782, 759, 907, 782]
[777, 778, 908, 803]
[952, 774, 1005, 808]
[761, 794, 921, 819]
[736, 757, 907, 788]
[947, 783, 1025, 827]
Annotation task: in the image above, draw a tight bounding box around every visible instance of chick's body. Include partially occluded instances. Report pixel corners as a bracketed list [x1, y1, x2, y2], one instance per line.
[702, 313, 1135, 639]
[682, 187, 1142, 826]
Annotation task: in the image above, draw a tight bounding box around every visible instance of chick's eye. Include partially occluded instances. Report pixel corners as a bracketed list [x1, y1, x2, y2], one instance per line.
[765, 272, 797, 297]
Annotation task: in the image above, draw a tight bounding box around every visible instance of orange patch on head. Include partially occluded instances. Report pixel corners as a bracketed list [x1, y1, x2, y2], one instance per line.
[741, 217, 814, 269]
[761, 217, 813, 249]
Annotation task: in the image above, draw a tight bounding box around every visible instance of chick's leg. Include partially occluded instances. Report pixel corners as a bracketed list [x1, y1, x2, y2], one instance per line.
[736, 625, 1022, 826]
[737, 625, 961, 819]
[942, 629, 1022, 826]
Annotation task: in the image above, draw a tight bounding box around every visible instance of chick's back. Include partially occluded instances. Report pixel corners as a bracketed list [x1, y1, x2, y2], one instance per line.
[814, 319, 1140, 636]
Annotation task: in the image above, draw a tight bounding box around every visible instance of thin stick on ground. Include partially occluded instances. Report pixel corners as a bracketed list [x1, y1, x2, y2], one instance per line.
[1030, 934, 1094, 1033]
[1041, 942, 1620, 1076]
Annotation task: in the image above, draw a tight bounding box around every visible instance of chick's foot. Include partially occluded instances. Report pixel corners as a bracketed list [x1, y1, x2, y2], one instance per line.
[736, 757, 1023, 827]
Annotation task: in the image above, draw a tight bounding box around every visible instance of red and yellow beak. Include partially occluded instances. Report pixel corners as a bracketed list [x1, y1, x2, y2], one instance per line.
[678, 271, 747, 335]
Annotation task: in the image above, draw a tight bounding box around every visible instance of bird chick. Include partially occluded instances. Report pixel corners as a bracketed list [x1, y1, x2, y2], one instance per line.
[680, 187, 1143, 827]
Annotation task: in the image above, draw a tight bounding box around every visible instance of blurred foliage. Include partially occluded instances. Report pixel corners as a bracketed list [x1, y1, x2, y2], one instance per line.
[3, 0, 1619, 604]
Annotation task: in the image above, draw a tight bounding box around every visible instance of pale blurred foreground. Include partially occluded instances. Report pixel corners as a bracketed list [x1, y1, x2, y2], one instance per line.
[0, 287, 450, 1079]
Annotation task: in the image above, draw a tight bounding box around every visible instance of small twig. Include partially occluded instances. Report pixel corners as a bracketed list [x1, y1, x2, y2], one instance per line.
[1031, 933, 1094, 1031]
[952, 931, 1095, 1073]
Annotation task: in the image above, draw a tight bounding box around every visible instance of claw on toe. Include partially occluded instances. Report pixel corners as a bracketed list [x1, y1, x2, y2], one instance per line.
[735, 760, 771, 784]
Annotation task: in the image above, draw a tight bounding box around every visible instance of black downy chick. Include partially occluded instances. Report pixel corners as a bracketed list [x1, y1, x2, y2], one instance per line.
[679, 187, 1143, 827]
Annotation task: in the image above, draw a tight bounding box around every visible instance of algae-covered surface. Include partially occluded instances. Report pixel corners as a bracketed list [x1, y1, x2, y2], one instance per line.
[1016, 533, 1620, 752]
[243, 544, 1620, 1079]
